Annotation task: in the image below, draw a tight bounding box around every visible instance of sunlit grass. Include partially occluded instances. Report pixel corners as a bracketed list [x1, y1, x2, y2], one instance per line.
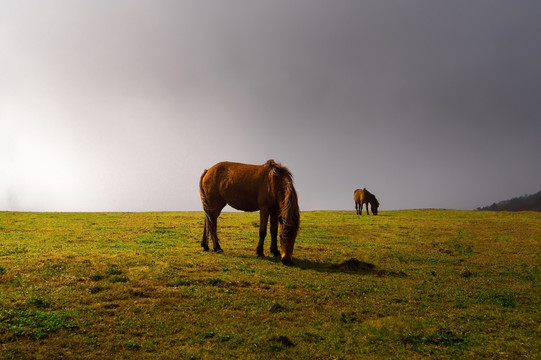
[0, 210, 539, 359]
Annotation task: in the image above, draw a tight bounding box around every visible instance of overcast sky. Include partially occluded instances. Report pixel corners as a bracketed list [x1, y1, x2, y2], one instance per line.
[1, 1, 540, 212]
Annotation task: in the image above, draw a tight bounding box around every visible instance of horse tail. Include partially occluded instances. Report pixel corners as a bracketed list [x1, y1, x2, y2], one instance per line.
[199, 169, 212, 223]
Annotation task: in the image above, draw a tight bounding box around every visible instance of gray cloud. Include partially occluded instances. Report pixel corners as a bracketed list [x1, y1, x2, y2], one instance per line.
[1, 1, 540, 211]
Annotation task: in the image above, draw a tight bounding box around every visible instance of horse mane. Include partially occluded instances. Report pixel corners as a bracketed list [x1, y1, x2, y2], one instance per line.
[265, 159, 300, 236]
[265, 159, 282, 174]
[365, 189, 379, 206]
[265, 159, 293, 181]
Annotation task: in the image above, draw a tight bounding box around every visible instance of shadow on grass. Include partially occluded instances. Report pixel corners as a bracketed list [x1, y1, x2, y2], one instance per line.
[292, 257, 378, 275]
[245, 254, 391, 276]
[233, 252, 407, 277]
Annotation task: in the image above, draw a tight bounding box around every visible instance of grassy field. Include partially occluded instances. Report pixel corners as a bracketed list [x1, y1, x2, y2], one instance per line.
[0, 210, 539, 359]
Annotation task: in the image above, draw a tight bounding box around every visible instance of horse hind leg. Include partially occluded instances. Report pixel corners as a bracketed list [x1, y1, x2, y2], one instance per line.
[256, 208, 269, 258]
[210, 218, 223, 253]
[201, 217, 210, 251]
[205, 208, 223, 253]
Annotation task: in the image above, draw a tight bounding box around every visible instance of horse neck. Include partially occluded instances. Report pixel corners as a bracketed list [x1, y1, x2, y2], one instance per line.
[278, 177, 300, 230]
[266, 164, 299, 231]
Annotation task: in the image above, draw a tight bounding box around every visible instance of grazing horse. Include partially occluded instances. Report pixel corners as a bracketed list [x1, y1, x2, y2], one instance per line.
[354, 188, 379, 215]
[199, 159, 300, 265]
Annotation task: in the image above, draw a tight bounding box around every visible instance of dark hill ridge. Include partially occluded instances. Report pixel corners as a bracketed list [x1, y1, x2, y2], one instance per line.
[476, 190, 541, 211]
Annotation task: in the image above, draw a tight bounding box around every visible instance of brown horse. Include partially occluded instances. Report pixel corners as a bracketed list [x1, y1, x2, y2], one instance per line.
[354, 188, 379, 215]
[199, 159, 300, 265]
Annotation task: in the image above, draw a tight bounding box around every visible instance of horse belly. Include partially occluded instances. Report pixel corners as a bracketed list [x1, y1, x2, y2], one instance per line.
[222, 184, 267, 212]
[216, 164, 270, 212]
[229, 203, 260, 212]
[225, 196, 260, 212]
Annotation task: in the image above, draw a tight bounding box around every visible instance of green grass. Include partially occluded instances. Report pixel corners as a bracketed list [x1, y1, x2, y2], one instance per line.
[0, 210, 540, 359]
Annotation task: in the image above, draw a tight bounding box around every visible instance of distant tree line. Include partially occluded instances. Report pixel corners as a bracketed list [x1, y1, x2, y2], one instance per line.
[476, 190, 541, 211]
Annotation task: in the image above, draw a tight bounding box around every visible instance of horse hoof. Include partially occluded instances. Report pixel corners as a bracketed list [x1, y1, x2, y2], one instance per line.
[257, 253, 265, 258]
[214, 248, 223, 253]
[202, 246, 210, 252]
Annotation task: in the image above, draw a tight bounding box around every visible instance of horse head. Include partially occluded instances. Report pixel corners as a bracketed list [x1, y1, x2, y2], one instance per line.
[278, 214, 299, 265]
[371, 198, 380, 215]
[277, 170, 300, 265]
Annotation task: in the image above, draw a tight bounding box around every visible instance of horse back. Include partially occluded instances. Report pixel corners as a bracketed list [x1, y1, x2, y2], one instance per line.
[354, 189, 365, 203]
[201, 161, 277, 211]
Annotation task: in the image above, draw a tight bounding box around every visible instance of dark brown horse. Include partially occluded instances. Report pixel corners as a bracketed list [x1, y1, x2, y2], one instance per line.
[199, 159, 300, 265]
[354, 188, 379, 215]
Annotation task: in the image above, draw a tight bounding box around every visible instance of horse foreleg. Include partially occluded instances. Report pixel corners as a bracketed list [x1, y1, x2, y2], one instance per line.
[257, 209, 269, 258]
[201, 216, 210, 251]
[269, 210, 280, 257]
[364, 202, 369, 215]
